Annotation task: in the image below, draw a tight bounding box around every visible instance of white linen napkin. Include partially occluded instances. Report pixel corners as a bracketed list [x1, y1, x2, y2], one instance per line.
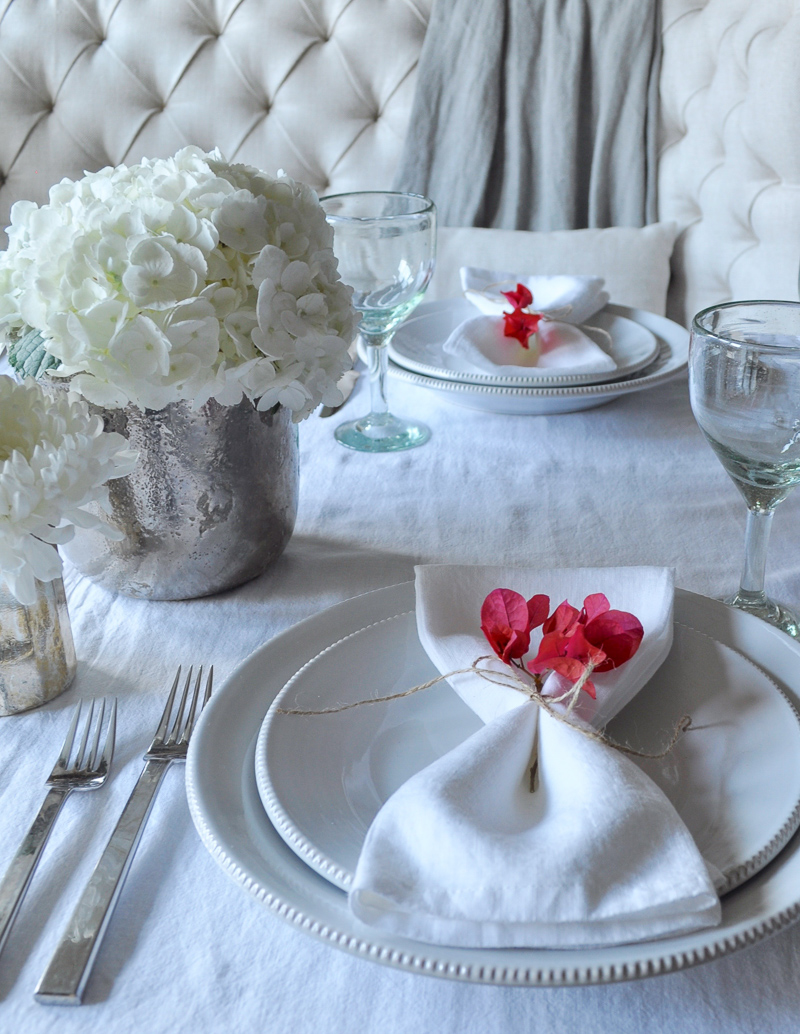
[462, 269, 609, 323]
[441, 268, 616, 377]
[349, 565, 721, 948]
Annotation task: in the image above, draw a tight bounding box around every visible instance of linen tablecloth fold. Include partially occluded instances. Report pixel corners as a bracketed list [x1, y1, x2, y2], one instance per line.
[349, 565, 721, 948]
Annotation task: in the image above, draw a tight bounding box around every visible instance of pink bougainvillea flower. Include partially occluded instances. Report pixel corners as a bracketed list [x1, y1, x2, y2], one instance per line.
[502, 308, 543, 348]
[481, 588, 549, 663]
[542, 600, 581, 637]
[482, 588, 644, 702]
[526, 593, 550, 630]
[527, 594, 643, 699]
[481, 588, 530, 662]
[501, 283, 534, 309]
[583, 608, 644, 672]
[528, 623, 603, 700]
[526, 630, 569, 672]
[579, 592, 610, 624]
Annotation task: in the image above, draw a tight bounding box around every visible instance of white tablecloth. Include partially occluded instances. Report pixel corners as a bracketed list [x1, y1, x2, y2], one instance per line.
[2, 369, 800, 1033]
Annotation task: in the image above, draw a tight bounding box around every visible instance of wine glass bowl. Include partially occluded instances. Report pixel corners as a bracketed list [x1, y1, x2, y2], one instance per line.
[321, 192, 436, 452]
[689, 301, 800, 635]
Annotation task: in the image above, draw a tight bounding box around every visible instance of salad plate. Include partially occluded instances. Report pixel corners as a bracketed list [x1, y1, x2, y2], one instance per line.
[388, 299, 660, 386]
[256, 603, 800, 896]
[186, 583, 800, 986]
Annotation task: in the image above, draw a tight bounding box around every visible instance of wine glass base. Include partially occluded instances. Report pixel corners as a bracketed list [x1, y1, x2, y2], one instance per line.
[722, 591, 800, 638]
[334, 413, 431, 453]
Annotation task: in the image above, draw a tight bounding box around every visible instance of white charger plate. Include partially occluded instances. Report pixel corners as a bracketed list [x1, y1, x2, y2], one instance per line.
[386, 304, 688, 415]
[186, 584, 800, 987]
[388, 299, 660, 387]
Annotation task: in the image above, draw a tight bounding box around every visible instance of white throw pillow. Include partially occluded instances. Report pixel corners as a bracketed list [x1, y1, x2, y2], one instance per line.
[429, 223, 678, 317]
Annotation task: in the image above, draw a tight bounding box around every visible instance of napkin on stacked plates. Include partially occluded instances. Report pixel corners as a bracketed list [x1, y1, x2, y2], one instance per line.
[349, 565, 721, 948]
[443, 268, 616, 377]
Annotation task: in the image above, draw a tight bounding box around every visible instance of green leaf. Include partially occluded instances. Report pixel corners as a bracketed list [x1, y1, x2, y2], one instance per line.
[7, 327, 61, 380]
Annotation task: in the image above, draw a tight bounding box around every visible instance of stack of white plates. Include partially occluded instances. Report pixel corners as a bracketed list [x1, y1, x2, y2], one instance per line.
[385, 300, 689, 415]
[187, 582, 800, 987]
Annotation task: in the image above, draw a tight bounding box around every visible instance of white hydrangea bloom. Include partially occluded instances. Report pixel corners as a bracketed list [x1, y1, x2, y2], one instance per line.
[0, 377, 138, 605]
[0, 147, 357, 419]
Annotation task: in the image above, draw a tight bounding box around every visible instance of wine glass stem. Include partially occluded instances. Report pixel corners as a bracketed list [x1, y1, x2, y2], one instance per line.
[363, 332, 391, 418]
[739, 506, 775, 603]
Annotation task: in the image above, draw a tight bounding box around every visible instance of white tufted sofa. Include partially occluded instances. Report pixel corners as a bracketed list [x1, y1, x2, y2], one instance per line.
[1, 0, 799, 326]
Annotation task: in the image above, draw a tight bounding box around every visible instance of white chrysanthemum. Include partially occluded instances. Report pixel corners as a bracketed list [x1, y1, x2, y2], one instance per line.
[0, 376, 138, 605]
[0, 147, 357, 419]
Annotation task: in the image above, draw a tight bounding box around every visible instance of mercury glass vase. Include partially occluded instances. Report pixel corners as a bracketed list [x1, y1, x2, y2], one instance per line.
[59, 397, 299, 601]
[0, 576, 77, 716]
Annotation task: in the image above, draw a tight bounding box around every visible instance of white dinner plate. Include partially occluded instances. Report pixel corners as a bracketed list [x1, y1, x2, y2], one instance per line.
[186, 584, 800, 986]
[256, 609, 800, 896]
[388, 300, 660, 387]
[386, 304, 688, 415]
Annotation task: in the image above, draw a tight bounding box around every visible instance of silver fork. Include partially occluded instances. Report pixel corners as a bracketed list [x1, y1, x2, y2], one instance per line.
[35, 666, 213, 1006]
[0, 699, 117, 958]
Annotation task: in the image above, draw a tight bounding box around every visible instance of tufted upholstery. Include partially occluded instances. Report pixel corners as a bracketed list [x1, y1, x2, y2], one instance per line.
[0, 0, 429, 225]
[659, 0, 800, 323]
[1, 0, 799, 326]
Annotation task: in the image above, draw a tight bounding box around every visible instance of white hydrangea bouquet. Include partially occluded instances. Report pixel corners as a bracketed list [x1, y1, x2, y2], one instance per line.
[0, 376, 137, 606]
[0, 147, 357, 419]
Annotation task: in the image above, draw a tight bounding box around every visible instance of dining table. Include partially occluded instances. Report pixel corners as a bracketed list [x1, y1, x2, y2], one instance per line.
[1, 363, 799, 1034]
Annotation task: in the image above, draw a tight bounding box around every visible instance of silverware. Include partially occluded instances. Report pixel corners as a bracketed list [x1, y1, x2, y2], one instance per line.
[34, 666, 212, 1006]
[0, 699, 117, 957]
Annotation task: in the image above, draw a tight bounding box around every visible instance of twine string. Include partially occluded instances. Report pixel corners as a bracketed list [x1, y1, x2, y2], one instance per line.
[276, 656, 691, 762]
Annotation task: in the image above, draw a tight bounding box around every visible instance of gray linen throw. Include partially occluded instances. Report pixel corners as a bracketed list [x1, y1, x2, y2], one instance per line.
[393, 0, 661, 230]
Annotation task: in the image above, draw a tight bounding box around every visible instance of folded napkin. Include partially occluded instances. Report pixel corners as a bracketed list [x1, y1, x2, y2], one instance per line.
[349, 565, 721, 948]
[462, 269, 610, 323]
[442, 268, 616, 377]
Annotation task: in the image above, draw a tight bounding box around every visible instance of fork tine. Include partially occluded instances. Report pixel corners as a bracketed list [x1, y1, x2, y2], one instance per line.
[152, 667, 182, 745]
[54, 703, 82, 772]
[86, 698, 106, 770]
[169, 667, 197, 744]
[181, 669, 202, 744]
[180, 667, 210, 745]
[96, 698, 117, 771]
[73, 700, 95, 770]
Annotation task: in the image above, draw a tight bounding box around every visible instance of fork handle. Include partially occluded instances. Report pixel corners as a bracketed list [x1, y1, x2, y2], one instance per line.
[35, 760, 170, 1005]
[0, 787, 70, 957]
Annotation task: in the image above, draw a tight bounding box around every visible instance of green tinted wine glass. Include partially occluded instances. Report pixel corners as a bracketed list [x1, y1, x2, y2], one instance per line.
[320, 192, 435, 452]
[689, 300, 800, 636]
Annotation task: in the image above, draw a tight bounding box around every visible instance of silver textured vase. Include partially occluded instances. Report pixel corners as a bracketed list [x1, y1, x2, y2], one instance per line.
[0, 576, 77, 716]
[59, 397, 299, 600]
